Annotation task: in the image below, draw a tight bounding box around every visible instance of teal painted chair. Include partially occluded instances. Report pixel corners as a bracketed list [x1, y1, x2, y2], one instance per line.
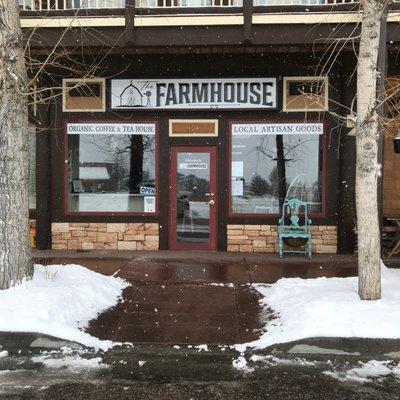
[278, 198, 312, 259]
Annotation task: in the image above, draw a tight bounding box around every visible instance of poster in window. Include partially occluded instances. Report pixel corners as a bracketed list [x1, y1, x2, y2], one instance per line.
[232, 180, 244, 196]
[232, 161, 244, 178]
[144, 196, 156, 213]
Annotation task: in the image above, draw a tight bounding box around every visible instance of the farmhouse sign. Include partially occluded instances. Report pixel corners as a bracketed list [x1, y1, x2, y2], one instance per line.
[110, 78, 277, 110]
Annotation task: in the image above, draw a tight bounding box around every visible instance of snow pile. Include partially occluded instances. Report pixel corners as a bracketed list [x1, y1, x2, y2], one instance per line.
[237, 263, 400, 351]
[0, 264, 128, 350]
[195, 344, 209, 352]
[233, 354, 316, 373]
[324, 360, 400, 383]
[31, 354, 109, 373]
[250, 354, 316, 367]
[232, 355, 254, 373]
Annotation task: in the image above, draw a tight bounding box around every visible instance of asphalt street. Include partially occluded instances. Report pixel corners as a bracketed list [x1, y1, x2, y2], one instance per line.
[1, 339, 400, 400]
[0, 360, 399, 400]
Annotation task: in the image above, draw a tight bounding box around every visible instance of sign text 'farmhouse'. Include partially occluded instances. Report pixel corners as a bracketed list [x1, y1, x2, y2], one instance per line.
[111, 78, 277, 110]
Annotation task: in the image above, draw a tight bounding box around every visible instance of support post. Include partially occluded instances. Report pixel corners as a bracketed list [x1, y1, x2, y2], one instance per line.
[125, 0, 136, 45]
[243, 0, 253, 44]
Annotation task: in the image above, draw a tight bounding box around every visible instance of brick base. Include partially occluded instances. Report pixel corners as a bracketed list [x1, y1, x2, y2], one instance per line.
[52, 223, 159, 251]
[227, 224, 337, 254]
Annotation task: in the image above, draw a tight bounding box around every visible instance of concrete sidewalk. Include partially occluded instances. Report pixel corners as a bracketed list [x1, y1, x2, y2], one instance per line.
[34, 250, 360, 283]
[33, 250, 359, 345]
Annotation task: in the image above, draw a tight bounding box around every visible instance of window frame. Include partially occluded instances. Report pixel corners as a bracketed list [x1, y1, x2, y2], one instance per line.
[228, 119, 328, 220]
[62, 78, 106, 113]
[283, 76, 329, 113]
[63, 120, 160, 217]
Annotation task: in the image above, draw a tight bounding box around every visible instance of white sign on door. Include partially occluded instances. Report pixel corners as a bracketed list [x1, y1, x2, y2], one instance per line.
[179, 162, 208, 170]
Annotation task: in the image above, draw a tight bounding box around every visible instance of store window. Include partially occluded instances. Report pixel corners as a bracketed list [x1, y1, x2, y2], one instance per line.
[67, 123, 157, 213]
[62, 78, 105, 112]
[283, 76, 328, 112]
[28, 126, 36, 210]
[231, 123, 323, 215]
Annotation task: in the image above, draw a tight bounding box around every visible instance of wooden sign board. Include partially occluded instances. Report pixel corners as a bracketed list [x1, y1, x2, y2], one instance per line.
[169, 119, 218, 137]
[111, 78, 277, 110]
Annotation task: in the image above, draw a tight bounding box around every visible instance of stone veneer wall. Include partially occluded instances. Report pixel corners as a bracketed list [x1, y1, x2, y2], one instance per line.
[227, 225, 337, 253]
[52, 223, 159, 251]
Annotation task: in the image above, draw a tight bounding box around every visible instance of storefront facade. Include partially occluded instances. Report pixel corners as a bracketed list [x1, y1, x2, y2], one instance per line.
[22, 1, 400, 255]
[25, 49, 360, 254]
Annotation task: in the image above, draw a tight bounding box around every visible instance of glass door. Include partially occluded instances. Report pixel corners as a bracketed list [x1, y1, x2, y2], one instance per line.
[169, 146, 217, 251]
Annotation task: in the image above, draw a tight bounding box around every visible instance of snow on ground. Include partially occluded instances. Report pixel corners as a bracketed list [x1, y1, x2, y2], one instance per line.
[195, 345, 209, 352]
[236, 262, 400, 351]
[323, 360, 400, 383]
[31, 354, 109, 373]
[250, 354, 316, 367]
[233, 354, 317, 373]
[232, 355, 254, 373]
[0, 264, 129, 350]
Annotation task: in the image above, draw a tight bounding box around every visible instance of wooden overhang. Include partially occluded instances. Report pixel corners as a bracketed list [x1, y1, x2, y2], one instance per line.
[20, 3, 400, 50]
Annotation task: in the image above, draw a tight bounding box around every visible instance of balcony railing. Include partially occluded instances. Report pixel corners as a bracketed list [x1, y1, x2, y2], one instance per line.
[20, 0, 361, 11]
[254, 0, 356, 4]
[137, 0, 357, 6]
[137, 0, 241, 6]
[19, 0, 124, 10]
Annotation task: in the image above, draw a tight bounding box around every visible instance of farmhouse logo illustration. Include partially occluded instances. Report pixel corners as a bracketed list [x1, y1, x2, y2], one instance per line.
[111, 78, 277, 110]
[118, 80, 156, 108]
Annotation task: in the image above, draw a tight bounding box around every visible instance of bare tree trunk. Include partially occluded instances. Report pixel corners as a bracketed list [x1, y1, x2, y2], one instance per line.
[0, 1, 33, 289]
[128, 135, 144, 193]
[356, 0, 387, 300]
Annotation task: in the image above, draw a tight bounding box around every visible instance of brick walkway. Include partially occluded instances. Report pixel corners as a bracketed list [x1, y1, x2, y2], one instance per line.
[34, 251, 360, 345]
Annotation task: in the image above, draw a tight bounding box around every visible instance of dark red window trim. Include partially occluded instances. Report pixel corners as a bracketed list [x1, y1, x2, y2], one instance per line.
[63, 120, 160, 218]
[227, 119, 328, 220]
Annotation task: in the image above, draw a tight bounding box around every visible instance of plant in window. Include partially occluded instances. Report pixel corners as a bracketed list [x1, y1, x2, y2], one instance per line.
[250, 174, 271, 197]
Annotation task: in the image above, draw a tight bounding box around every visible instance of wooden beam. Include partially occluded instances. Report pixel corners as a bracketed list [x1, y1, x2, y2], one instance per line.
[243, 0, 253, 44]
[125, 0, 136, 45]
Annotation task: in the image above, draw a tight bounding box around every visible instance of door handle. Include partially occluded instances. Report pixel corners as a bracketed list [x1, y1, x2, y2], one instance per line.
[208, 200, 215, 205]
